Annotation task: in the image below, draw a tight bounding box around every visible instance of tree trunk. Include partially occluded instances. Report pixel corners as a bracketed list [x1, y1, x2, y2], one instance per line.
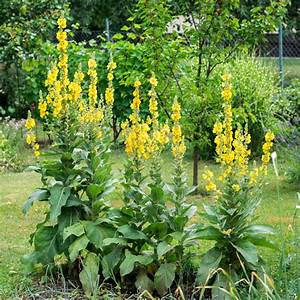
[193, 144, 200, 191]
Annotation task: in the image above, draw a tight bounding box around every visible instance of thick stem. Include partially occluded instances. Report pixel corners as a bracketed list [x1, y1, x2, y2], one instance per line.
[193, 144, 200, 190]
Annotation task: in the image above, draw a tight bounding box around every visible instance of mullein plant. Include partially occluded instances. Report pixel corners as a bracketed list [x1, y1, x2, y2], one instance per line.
[100, 77, 198, 296]
[22, 16, 118, 298]
[197, 74, 276, 296]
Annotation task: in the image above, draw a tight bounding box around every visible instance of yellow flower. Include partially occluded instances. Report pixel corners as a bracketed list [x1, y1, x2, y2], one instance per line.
[149, 75, 158, 87]
[134, 80, 141, 87]
[221, 73, 232, 82]
[213, 122, 223, 134]
[205, 181, 217, 192]
[38, 101, 47, 118]
[25, 117, 35, 130]
[222, 86, 232, 101]
[33, 143, 40, 150]
[26, 133, 36, 145]
[232, 184, 241, 192]
[57, 17, 67, 29]
[88, 58, 97, 69]
[107, 73, 114, 81]
[107, 61, 117, 70]
[34, 150, 40, 157]
[171, 100, 181, 122]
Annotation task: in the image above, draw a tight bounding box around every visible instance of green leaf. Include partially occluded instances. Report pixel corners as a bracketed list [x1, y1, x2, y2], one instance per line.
[103, 237, 127, 247]
[84, 222, 114, 249]
[118, 225, 147, 240]
[135, 270, 154, 292]
[157, 241, 174, 258]
[233, 240, 258, 265]
[197, 247, 222, 284]
[23, 189, 49, 214]
[69, 235, 89, 262]
[154, 263, 176, 296]
[79, 252, 99, 299]
[86, 184, 103, 201]
[120, 250, 153, 277]
[197, 226, 223, 240]
[247, 236, 276, 249]
[244, 225, 275, 235]
[63, 222, 85, 242]
[33, 225, 60, 264]
[49, 185, 71, 222]
[102, 247, 122, 279]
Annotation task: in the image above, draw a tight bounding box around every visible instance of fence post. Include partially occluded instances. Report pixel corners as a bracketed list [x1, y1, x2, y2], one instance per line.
[105, 18, 110, 42]
[278, 23, 284, 89]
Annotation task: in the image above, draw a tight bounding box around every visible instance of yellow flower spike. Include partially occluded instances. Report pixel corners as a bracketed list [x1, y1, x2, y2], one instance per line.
[87, 57, 98, 107]
[105, 56, 116, 107]
[171, 100, 181, 122]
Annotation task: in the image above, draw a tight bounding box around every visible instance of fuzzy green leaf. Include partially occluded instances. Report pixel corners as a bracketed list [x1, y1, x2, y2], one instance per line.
[79, 252, 99, 299]
[157, 241, 174, 258]
[23, 189, 49, 214]
[197, 247, 222, 284]
[63, 222, 85, 242]
[49, 185, 71, 221]
[102, 247, 122, 279]
[233, 240, 258, 265]
[118, 225, 147, 240]
[120, 250, 153, 277]
[69, 235, 89, 262]
[135, 270, 154, 292]
[154, 263, 176, 296]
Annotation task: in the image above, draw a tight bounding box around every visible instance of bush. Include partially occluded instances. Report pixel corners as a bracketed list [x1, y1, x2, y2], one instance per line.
[180, 56, 279, 159]
[0, 117, 26, 172]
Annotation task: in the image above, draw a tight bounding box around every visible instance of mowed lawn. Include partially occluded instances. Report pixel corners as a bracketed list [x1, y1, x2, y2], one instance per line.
[0, 152, 299, 299]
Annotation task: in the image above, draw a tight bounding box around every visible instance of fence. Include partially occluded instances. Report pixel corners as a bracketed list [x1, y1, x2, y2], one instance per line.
[258, 32, 300, 58]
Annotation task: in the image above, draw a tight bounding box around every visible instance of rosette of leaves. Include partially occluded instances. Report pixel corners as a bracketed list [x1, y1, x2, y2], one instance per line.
[22, 137, 116, 295]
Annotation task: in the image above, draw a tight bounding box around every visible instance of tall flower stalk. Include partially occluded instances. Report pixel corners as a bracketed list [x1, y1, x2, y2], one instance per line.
[197, 74, 276, 296]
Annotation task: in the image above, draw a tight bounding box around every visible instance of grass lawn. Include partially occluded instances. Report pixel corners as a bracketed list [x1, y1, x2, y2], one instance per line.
[0, 151, 299, 299]
[260, 57, 300, 82]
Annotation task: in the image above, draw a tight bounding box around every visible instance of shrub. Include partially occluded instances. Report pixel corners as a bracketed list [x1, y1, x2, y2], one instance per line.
[180, 56, 279, 159]
[0, 117, 25, 171]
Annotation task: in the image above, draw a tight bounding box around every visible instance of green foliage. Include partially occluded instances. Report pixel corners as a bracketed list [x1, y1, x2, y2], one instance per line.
[181, 57, 279, 158]
[0, 117, 26, 171]
[0, 0, 66, 117]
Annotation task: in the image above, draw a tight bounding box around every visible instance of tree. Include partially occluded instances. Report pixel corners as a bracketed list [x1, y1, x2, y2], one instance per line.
[134, 0, 289, 191]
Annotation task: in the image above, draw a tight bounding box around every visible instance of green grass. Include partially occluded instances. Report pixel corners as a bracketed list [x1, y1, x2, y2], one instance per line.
[0, 151, 299, 299]
[259, 57, 300, 82]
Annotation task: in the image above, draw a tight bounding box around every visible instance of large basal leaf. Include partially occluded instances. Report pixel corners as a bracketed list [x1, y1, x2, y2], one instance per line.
[63, 222, 85, 242]
[33, 225, 60, 264]
[102, 237, 127, 247]
[79, 252, 99, 299]
[233, 240, 258, 266]
[23, 189, 49, 214]
[49, 185, 71, 222]
[102, 247, 122, 279]
[84, 221, 114, 249]
[154, 263, 176, 296]
[197, 247, 222, 284]
[118, 225, 147, 241]
[68, 235, 89, 262]
[135, 270, 154, 292]
[120, 250, 153, 277]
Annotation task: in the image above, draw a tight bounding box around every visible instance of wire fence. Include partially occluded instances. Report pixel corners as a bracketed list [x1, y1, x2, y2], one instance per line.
[258, 32, 300, 57]
[69, 30, 300, 58]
